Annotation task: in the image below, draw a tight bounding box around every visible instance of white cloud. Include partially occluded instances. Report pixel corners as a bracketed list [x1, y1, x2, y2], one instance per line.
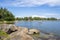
[31, 13, 60, 18]
[41, 13, 60, 18]
[43, 13, 59, 16]
[31, 15, 46, 18]
[0, 0, 60, 7]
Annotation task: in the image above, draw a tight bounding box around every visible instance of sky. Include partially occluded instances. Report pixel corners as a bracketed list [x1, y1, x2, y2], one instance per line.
[0, 0, 60, 18]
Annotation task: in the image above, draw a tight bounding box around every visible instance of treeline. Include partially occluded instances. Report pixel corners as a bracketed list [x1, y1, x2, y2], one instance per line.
[0, 8, 15, 21]
[0, 7, 58, 21]
[16, 17, 57, 21]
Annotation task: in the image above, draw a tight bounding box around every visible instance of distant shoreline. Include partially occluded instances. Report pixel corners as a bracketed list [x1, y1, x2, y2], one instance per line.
[0, 20, 60, 24]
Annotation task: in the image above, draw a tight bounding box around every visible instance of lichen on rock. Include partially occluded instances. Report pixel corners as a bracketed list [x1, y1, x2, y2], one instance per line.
[28, 29, 40, 35]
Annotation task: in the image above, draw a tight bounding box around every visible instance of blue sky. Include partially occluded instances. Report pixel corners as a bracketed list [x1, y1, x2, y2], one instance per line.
[0, 0, 60, 18]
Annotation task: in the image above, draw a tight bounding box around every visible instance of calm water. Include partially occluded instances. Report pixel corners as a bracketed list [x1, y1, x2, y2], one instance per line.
[14, 20, 60, 35]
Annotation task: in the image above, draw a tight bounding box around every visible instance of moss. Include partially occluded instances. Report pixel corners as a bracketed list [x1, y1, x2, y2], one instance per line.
[0, 30, 8, 37]
[30, 33, 40, 37]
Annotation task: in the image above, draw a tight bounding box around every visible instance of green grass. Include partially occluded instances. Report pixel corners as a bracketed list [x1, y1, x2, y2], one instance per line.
[0, 21, 15, 24]
[5, 21, 14, 24]
[0, 30, 8, 37]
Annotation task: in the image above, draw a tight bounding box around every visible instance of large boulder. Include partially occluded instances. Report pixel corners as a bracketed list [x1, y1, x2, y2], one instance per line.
[0, 24, 10, 32]
[6, 24, 18, 34]
[0, 24, 17, 32]
[9, 24, 18, 31]
[5, 28, 34, 40]
[28, 29, 40, 35]
[0, 24, 37, 40]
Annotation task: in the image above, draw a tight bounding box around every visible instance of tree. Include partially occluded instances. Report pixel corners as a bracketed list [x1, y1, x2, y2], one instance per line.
[47, 17, 57, 20]
[28, 17, 33, 20]
[33, 17, 41, 20]
[0, 7, 15, 21]
[23, 17, 28, 21]
[16, 17, 23, 20]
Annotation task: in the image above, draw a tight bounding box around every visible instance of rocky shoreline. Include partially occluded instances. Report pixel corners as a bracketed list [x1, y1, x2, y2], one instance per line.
[0, 24, 60, 40]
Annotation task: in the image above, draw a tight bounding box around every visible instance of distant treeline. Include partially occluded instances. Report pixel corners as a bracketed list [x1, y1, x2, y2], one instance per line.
[0, 7, 58, 21]
[16, 17, 57, 21]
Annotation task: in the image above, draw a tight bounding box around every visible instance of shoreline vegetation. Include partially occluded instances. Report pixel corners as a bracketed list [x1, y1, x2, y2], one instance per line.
[0, 7, 60, 22]
[15, 17, 58, 21]
[0, 7, 60, 24]
[0, 21, 15, 24]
